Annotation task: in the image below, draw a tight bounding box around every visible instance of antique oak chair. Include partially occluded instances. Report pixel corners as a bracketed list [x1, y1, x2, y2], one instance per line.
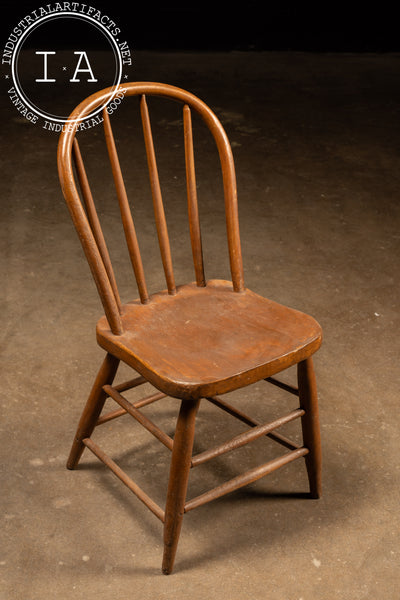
[57, 82, 322, 574]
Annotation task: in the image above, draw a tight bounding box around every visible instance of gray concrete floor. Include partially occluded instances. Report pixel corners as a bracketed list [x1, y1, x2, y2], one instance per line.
[1, 51, 399, 599]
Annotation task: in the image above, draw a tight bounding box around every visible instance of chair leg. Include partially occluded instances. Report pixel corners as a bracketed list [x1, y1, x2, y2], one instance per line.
[162, 398, 200, 575]
[67, 353, 120, 470]
[297, 357, 322, 499]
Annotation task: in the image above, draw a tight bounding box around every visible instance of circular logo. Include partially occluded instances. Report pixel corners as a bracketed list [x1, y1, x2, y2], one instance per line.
[2, 4, 132, 131]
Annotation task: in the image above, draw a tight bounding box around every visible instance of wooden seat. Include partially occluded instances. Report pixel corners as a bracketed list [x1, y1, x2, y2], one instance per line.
[97, 279, 321, 400]
[57, 82, 323, 574]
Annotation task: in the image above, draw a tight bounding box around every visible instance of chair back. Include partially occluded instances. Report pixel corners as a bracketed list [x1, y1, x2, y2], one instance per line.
[57, 82, 244, 335]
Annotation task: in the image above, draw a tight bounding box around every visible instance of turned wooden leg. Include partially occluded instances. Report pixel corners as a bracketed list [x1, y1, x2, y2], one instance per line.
[162, 398, 200, 575]
[67, 353, 120, 470]
[298, 358, 322, 499]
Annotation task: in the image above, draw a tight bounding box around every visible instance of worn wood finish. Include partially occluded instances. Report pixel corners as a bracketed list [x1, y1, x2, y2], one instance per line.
[58, 82, 323, 574]
[96, 280, 321, 400]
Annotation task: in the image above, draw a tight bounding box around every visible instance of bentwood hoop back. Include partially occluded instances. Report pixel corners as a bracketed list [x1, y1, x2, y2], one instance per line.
[57, 82, 323, 574]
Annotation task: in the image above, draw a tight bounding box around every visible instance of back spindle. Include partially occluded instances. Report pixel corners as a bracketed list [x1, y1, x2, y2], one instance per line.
[183, 104, 206, 287]
[140, 94, 176, 296]
[72, 138, 122, 312]
[103, 108, 149, 304]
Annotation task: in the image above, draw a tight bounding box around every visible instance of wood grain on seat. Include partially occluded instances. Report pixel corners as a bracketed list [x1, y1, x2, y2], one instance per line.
[97, 279, 322, 399]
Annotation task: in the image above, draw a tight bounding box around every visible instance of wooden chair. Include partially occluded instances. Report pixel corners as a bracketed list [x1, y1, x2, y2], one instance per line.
[57, 82, 322, 574]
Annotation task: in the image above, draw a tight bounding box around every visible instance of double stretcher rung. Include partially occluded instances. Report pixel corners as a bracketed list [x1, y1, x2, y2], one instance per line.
[87, 377, 307, 520]
[191, 407, 305, 467]
[185, 446, 309, 513]
[206, 394, 301, 452]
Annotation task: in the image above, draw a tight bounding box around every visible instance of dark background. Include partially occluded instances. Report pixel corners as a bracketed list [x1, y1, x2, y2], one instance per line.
[2, 2, 399, 53]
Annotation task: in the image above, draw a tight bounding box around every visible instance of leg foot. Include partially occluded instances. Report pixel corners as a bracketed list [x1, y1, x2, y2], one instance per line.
[298, 358, 322, 499]
[162, 399, 200, 574]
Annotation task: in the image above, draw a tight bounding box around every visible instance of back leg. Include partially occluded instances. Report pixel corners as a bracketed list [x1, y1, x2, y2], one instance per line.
[67, 353, 120, 470]
[298, 357, 322, 499]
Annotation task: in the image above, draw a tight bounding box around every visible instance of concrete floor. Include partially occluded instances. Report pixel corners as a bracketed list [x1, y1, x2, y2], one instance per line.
[1, 51, 399, 599]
